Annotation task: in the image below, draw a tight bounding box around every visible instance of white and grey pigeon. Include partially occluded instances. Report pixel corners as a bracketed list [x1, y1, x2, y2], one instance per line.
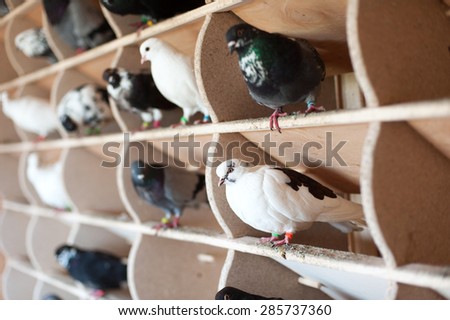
[1, 92, 59, 141]
[26, 152, 72, 211]
[15, 28, 58, 64]
[57, 84, 112, 135]
[102, 67, 177, 129]
[216, 159, 366, 246]
[43, 0, 115, 52]
[139, 38, 211, 126]
[131, 160, 208, 229]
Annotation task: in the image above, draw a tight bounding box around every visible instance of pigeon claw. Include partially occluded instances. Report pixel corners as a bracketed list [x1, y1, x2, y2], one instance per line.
[269, 108, 287, 133]
[304, 105, 325, 117]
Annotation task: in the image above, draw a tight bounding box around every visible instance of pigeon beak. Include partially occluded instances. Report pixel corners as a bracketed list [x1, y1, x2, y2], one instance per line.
[227, 41, 237, 54]
[218, 178, 226, 187]
[140, 56, 147, 64]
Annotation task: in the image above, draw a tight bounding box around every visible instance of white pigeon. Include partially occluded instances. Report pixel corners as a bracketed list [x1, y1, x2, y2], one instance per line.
[216, 159, 366, 246]
[1, 92, 58, 140]
[26, 152, 72, 210]
[139, 37, 210, 125]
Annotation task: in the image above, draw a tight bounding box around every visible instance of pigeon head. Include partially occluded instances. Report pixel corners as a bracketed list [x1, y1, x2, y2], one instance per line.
[102, 68, 122, 88]
[60, 114, 78, 132]
[226, 23, 259, 54]
[139, 38, 163, 64]
[216, 159, 250, 186]
[131, 160, 165, 186]
[55, 245, 78, 268]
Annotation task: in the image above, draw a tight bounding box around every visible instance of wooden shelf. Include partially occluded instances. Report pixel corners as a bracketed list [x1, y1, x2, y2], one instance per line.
[1, 0, 449, 300]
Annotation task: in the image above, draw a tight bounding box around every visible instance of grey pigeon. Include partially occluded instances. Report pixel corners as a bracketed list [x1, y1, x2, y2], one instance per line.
[139, 38, 211, 126]
[57, 84, 112, 135]
[102, 67, 177, 129]
[131, 160, 207, 229]
[15, 28, 58, 64]
[216, 159, 365, 246]
[226, 23, 326, 132]
[43, 0, 115, 52]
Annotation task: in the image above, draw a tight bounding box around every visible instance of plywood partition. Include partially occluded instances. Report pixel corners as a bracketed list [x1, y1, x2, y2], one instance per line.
[0, 209, 29, 260]
[100, 6, 144, 38]
[0, 152, 27, 203]
[347, 0, 450, 107]
[0, 98, 21, 143]
[33, 280, 80, 300]
[27, 216, 71, 273]
[361, 122, 450, 268]
[0, 30, 18, 83]
[63, 146, 127, 217]
[219, 250, 331, 300]
[129, 234, 227, 299]
[2, 264, 36, 299]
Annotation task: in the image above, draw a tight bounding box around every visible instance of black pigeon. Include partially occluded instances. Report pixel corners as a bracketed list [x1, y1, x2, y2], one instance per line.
[226, 23, 326, 133]
[55, 245, 127, 295]
[42, 294, 63, 300]
[15, 28, 58, 64]
[131, 160, 207, 229]
[215, 287, 283, 300]
[43, 0, 115, 52]
[102, 68, 177, 129]
[100, 0, 205, 27]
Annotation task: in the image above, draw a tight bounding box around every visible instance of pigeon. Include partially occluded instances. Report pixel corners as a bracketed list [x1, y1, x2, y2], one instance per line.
[15, 28, 58, 64]
[43, 0, 115, 52]
[215, 286, 283, 300]
[1, 92, 58, 141]
[226, 23, 326, 133]
[55, 244, 127, 296]
[0, 0, 9, 17]
[57, 84, 112, 135]
[26, 153, 72, 211]
[100, 0, 205, 29]
[139, 38, 211, 126]
[131, 160, 207, 229]
[216, 159, 365, 246]
[42, 294, 63, 300]
[102, 67, 177, 129]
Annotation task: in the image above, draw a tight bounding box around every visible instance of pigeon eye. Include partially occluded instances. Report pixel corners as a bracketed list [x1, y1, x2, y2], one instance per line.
[227, 167, 234, 174]
[145, 47, 150, 52]
[237, 29, 244, 37]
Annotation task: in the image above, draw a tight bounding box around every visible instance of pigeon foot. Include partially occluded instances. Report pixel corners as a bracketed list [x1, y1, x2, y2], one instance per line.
[33, 135, 46, 143]
[304, 105, 325, 116]
[269, 108, 287, 133]
[270, 232, 293, 247]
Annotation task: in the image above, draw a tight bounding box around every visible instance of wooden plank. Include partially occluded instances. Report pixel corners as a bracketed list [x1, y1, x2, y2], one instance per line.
[3, 200, 450, 292]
